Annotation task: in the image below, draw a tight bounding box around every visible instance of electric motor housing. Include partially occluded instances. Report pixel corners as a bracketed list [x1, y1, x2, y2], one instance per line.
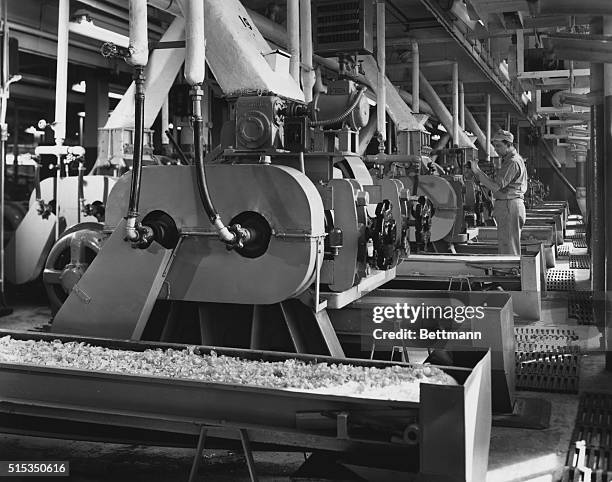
[235, 96, 286, 150]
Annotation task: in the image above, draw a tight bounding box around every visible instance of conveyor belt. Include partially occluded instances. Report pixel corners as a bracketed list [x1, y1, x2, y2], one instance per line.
[0, 331, 491, 482]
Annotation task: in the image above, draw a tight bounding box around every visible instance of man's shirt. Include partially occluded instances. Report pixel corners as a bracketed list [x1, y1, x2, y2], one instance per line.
[493, 148, 527, 200]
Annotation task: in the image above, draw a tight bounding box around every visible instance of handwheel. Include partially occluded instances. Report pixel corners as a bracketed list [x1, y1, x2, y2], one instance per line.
[43, 223, 105, 314]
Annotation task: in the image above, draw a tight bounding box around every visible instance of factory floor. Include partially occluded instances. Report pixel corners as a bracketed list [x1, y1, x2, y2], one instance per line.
[0, 248, 607, 482]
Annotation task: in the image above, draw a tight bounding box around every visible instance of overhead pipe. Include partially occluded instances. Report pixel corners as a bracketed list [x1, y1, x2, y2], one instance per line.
[397, 89, 435, 117]
[124, 0, 150, 245]
[287, 0, 300, 83]
[538, 139, 577, 194]
[464, 107, 495, 158]
[418, 71, 475, 149]
[376, 0, 386, 150]
[54, 0, 70, 144]
[452, 62, 459, 146]
[299, 0, 314, 102]
[411, 41, 419, 113]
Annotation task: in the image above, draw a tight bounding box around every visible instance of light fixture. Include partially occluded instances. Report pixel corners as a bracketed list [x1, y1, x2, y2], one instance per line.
[108, 92, 123, 100]
[72, 80, 86, 93]
[78, 111, 86, 118]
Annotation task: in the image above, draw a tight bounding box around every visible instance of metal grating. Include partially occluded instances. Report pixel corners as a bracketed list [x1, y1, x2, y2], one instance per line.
[568, 292, 596, 326]
[567, 232, 586, 240]
[570, 254, 591, 269]
[561, 392, 612, 481]
[546, 269, 576, 291]
[557, 244, 572, 258]
[515, 328, 580, 394]
[573, 238, 588, 249]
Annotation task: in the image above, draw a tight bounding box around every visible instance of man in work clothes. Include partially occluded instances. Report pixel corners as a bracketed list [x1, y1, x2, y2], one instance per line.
[470, 130, 528, 255]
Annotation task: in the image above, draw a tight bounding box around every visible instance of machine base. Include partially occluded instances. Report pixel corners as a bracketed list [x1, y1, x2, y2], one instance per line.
[492, 396, 552, 429]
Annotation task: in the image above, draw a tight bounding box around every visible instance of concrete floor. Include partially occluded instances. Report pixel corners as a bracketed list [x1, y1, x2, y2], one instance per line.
[0, 248, 608, 482]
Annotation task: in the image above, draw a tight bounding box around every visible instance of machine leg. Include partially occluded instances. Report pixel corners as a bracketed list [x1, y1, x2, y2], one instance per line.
[188, 425, 207, 482]
[250, 305, 264, 350]
[239, 429, 259, 482]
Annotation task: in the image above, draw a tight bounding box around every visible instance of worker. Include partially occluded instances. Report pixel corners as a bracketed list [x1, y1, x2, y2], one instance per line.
[470, 130, 527, 255]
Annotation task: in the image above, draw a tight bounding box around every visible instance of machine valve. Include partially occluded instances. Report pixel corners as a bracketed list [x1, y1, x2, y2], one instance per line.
[37, 199, 56, 220]
[224, 224, 255, 250]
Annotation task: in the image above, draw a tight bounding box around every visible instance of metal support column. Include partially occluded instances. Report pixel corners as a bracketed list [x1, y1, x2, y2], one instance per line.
[412, 41, 419, 113]
[452, 62, 459, 146]
[459, 81, 465, 129]
[486, 94, 491, 162]
[376, 0, 386, 150]
[603, 16, 612, 370]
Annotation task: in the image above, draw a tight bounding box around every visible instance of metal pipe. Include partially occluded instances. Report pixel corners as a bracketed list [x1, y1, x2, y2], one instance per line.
[161, 97, 169, 146]
[127, 0, 148, 68]
[412, 41, 419, 113]
[538, 139, 577, 194]
[397, 89, 435, 117]
[376, 0, 386, 147]
[125, 0, 149, 243]
[459, 81, 464, 129]
[485, 94, 491, 161]
[54, 0, 70, 144]
[452, 62, 459, 146]
[183, 0, 205, 86]
[300, 0, 314, 103]
[464, 107, 495, 157]
[287, 0, 300, 83]
[419, 71, 475, 148]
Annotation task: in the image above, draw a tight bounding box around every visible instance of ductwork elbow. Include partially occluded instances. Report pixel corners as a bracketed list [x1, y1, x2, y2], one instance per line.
[127, 0, 149, 67]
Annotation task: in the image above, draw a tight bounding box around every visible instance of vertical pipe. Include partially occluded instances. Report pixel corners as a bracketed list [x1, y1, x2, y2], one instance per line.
[592, 96, 605, 302]
[452, 62, 459, 146]
[287, 0, 300, 83]
[376, 0, 386, 146]
[0, 0, 8, 305]
[54, 0, 69, 144]
[412, 41, 419, 113]
[183, 0, 204, 86]
[603, 15, 612, 370]
[125, 0, 149, 241]
[486, 94, 491, 162]
[161, 97, 169, 147]
[300, 0, 314, 103]
[459, 81, 464, 129]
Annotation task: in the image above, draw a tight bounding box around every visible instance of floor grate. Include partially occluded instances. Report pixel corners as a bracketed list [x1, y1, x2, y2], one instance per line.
[515, 328, 580, 394]
[557, 244, 572, 258]
[570, 254, 591, 269]
[573, 238, 588, 249]
[568, 292, 596, 325]
[561, 392, 612, 481]
[567, 232, 586, 240]
[546, 269, 576, 291]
